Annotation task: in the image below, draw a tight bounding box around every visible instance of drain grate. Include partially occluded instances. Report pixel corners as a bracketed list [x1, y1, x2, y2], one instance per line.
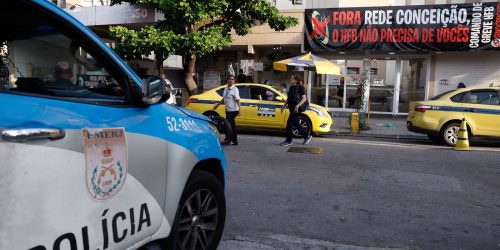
[287, 147, 323, 154]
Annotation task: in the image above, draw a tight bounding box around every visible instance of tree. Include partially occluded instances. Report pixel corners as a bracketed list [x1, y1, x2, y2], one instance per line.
[109, 0, 298, 95]
[349, 72, 370, 131]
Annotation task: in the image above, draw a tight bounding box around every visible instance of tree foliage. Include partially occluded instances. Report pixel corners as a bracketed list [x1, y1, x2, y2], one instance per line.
[109, 0, 298, 93]
[109, 26, 177, 61]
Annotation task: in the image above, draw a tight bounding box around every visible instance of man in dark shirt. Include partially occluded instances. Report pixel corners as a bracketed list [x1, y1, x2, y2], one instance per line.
[280, 74, 311, 146]
[237, 69, 247, 83]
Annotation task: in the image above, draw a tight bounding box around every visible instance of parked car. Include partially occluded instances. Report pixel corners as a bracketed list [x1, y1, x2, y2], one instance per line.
[186, 83, 333, 137]
[407, 86, 500, 146]
[0, 1, 227, 249]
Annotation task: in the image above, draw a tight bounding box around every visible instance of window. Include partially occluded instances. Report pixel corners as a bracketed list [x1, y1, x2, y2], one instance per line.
[0, 2, 125, 103]
[216, 86, 250, 99]
[430, 90, 454, 100]
[238, 86, 250, 99]
[250, 87, 264, 100]
[465, 90, 499, 105]
[216, 88, 225, 96]
[450, 92, 465, 102]
[248, 86, 277, 101]
[347, 67, 360, 74]
[264, 88, 277, 101]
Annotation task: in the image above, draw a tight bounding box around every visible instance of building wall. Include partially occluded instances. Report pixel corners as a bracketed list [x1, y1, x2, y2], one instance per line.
[230, 10, 304, 49]
[433, 52, 500, 96]
[339, 0, 391, 7]
[275, 0, 499, 9]
[407, 0, 498, 4]
[305, 0, 339, 9]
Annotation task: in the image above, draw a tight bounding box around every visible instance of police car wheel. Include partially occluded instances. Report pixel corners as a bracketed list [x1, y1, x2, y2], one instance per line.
[292, 115, 312, 138]
[441, 122, 460, 147]
[166, 169, 226, 250]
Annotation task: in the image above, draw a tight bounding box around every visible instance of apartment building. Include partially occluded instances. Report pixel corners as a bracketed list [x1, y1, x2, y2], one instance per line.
[59, 0, 499, 114]
[210, 0, 500, 115]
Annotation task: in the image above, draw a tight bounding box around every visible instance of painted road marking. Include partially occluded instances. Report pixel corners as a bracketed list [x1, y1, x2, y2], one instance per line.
[241, 135, 500, 153]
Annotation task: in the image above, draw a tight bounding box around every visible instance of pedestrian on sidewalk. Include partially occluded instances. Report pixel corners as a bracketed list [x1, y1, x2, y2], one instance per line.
[237, 69, 247, 83]
[214, 75, 240, 145]
[280, 74, 312, 146]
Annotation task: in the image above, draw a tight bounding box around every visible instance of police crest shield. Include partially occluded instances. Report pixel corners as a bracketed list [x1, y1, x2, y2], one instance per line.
[82, 128, 128, 200]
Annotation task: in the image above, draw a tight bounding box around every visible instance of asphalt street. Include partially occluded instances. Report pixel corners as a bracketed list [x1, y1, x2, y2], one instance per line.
[219, 134, 500, 250]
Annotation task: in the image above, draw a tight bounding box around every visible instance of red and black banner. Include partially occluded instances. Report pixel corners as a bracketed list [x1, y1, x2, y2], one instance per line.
[305, 2, 500, 52]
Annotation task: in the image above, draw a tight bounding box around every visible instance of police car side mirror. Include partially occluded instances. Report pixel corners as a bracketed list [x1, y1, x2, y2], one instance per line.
[275, 96, 284, 102]
[142, 75, 169, 105]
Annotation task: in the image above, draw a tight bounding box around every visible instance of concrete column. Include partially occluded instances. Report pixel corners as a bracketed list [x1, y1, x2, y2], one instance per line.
[307, 71, 312, 101]
[325, 75, 329, 109]
[393, 59, 402, 115]
[424, 55, 432, 100]
[362, 59, 371, 113]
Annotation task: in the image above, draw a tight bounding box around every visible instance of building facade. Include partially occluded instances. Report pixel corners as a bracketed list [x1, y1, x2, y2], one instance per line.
[57, 0, 499, 115]
[209, 0, 500, 115]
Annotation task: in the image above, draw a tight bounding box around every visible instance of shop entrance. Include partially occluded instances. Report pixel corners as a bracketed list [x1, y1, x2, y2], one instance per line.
[309, 57, 427, 115]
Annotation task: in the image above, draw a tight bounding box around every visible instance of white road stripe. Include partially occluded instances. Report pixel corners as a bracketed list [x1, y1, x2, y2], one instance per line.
[241, 135, 500, 152]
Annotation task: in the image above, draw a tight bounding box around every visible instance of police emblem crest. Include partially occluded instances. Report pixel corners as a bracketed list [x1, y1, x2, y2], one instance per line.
[82, 128, 128, 200]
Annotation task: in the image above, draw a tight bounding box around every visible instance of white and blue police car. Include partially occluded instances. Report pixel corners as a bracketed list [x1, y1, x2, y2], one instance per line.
[0, 1, 227, 249]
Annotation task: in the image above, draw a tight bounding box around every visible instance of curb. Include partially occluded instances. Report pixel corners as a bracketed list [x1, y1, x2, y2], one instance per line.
[219, 234, 407, 250]
[324, 131, 428, 141]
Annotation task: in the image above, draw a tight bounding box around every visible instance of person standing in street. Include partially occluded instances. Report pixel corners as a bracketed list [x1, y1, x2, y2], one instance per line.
[214, 75, 240, 145]
[280, 74, 311, 146]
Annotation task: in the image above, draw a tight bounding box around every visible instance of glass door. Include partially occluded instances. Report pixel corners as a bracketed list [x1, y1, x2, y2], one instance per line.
[400, 59, 426, 114]
[367, 59, 397, 113]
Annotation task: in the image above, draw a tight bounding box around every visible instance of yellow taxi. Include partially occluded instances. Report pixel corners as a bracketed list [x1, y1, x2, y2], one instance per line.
[186, 83, 333, 137]
[407, 86, 500, 146]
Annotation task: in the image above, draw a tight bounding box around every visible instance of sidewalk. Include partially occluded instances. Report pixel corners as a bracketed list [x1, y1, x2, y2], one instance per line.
[219, 234, 405, 250]
[330, 113, 426, 139]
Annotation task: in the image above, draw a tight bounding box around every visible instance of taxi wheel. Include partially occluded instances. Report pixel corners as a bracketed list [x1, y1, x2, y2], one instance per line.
[204, 112, 232, 143]
[203, 111, 220, 120]
[166, 169, 226, 250]
[203, 111, 222, 132]
[292, 115, 312, 138]
[441, 122, 460, 147]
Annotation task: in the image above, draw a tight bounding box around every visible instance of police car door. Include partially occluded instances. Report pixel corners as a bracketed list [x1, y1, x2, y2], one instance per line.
[0, 2, 167, 249]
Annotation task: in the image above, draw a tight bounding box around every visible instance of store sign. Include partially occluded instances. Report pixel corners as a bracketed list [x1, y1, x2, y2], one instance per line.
[305, 2, 500, 52]
[203, 70, 221, 91]
[372, 79, 385, 86]
[77, 74, 112, 88]
[439, 79, 450, 85]
[253, 62, 263, 71]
